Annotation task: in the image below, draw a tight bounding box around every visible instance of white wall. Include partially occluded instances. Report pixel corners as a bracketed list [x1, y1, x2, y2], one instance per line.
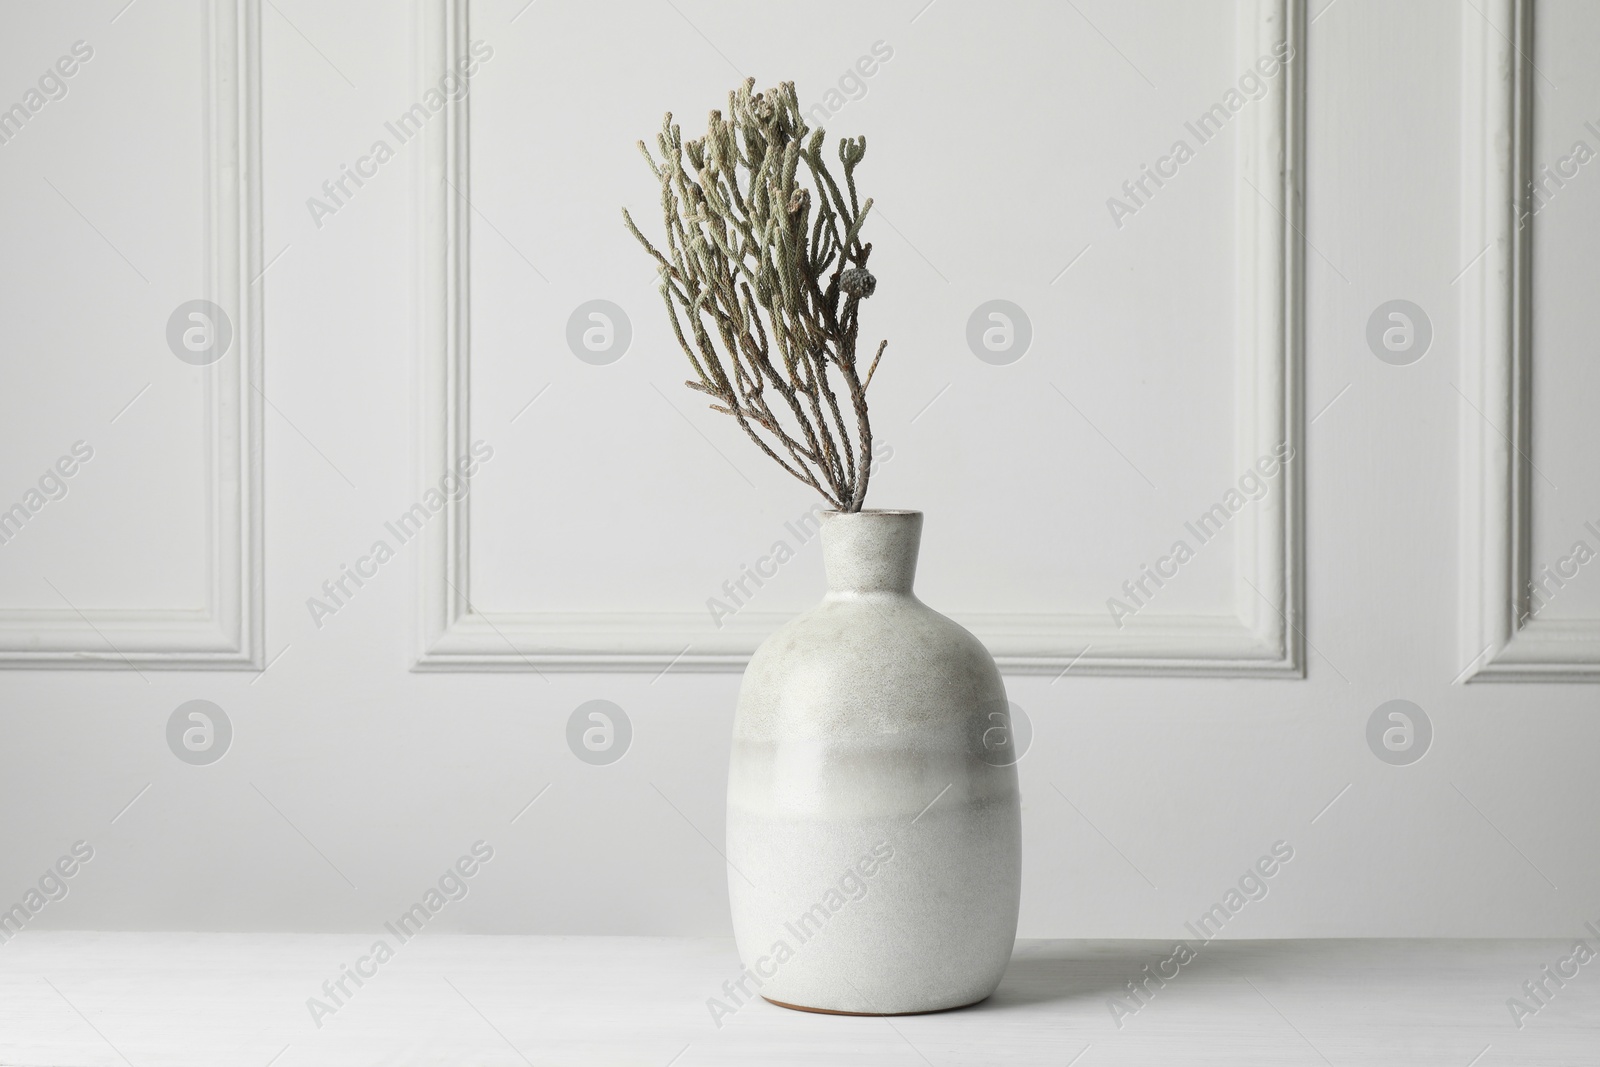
[0, 0, 1596, 940]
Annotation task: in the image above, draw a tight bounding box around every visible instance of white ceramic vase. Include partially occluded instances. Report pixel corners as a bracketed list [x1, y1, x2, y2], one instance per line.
[726, 509, 1022, 1015]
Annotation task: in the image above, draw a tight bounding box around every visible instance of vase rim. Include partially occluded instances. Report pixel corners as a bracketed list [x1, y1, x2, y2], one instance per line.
[821, 508, 921, 517]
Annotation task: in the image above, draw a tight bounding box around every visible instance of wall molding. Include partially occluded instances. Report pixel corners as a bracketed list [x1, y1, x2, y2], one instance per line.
[0, 0, 263, 670]
[415, 0, 1304, 676]
[1460, 0, 1600, 682]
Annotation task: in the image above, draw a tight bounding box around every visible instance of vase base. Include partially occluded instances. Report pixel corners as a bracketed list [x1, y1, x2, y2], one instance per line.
[762, 994, 990, 1017]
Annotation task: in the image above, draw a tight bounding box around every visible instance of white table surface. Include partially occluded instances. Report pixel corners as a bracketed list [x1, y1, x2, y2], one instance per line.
[0, 935, 1593, 1065]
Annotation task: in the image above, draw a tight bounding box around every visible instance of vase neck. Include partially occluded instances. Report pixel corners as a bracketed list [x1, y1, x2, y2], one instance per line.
[820, 510, 922, 595]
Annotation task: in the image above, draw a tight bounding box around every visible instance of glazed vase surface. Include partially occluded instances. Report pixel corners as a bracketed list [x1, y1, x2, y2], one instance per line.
[726, 509, 1022, 1015]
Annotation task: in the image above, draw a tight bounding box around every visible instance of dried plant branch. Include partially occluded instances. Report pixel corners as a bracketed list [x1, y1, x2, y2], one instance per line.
[623, 79, 886, 512]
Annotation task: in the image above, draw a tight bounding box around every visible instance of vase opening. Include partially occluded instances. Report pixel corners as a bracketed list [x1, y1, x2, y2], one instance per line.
[819, 509, 922, 595]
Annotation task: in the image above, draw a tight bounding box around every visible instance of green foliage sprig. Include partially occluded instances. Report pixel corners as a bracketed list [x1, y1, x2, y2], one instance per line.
[624, 79, 885, 512]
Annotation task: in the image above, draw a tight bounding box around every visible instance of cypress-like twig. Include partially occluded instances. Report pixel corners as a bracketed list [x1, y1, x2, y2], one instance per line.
[623, 79, 885, 512]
